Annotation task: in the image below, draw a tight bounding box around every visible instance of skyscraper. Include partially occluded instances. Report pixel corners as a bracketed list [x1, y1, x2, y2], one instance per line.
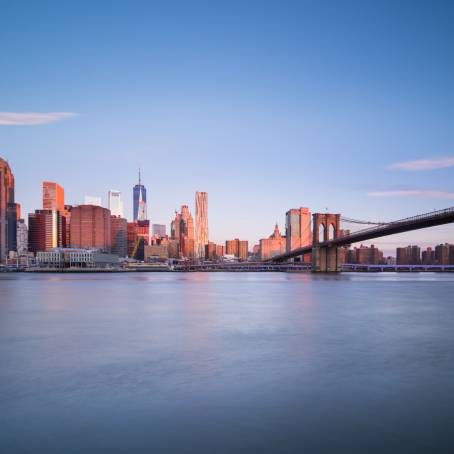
[286, 207, 312, 262]
[70, 205, 111, 252]
[28, 210, 64, 253]
[43, 181, 64, 211]
[108, 190, 124, 217]
[0, 158, 15, 261]
[133, 170, 147, 221]
[195, 191, 208, 259]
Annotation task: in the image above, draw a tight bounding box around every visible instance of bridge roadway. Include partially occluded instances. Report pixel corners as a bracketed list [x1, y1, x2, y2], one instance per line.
[270, 206, 454, 263]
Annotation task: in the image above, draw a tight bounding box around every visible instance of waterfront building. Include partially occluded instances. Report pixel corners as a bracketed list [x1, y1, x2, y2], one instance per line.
[43, 181, 64, 211]
[28, 209, 64, 253]
[70, 205, 111, 252]
[16, 218, 28, 255]
[225, 238, 248, 260]
[195, 191, 208, 259]
[205, 241, 216, 261]
[348, 244, 383, 265]
[434, 243, 453, 265]
[144, 244, 169, 261]
[396, 245, 421, 265]
[152, 224, 166, 237]
[0, 158, 15, 261]
[110, 216, 127, 257]
[422, 247, 435, 265]
[84, 195, 102, 206]
[259, 224, 286, 260]
[133, 170, 147, 221]
[108, 190, 124, 217]
[36, 248, 119, 269]
[216, 244, 224, 258]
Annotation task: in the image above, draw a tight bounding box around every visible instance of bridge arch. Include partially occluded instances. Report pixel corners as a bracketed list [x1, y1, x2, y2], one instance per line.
[328, 223, 336, 241]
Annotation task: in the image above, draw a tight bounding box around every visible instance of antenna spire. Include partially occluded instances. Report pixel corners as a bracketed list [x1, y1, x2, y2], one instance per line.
[138, 168, 141, 186]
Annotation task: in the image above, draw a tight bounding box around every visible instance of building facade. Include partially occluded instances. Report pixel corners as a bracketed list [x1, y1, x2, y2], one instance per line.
[43, 181, 64, 211]
[171, 205, 195, 259]
[259, 224, 286, 260]
[0, 158, 15, 261]
[152, 224, 166, 237]
[225, 238, 248, 260]
[70, 205, 111, 252]
[16, 218, 28, 255]
[110, 216, 128, 257]
[133, 171, 147, 221]
[396, 245, 421, 265]
[195, 191, 208, 259]
[28, 209, 64, 253]
[108, 190, 124, 217]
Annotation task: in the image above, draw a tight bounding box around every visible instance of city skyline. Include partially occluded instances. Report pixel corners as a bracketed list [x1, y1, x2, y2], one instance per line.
[1, 2, 454, 254]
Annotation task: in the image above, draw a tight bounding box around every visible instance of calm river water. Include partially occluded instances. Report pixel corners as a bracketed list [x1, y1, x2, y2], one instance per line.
[1, 272, 454, 453]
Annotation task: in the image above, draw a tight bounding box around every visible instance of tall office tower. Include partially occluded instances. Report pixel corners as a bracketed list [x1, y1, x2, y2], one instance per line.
[133, 170, 147, 221]
[152, 224, 166, 237]
[0, 158, 15, 261]
[195, 191, 208, 259]
[70, 205, 111, 252]
[84, 195, 102, 206]
[43, 181, 65, 211]
[110, 216, 128, 257]
[28, 210, 64, 253]
[285, 207, 312, 253]
[16, 219, 28, 255]
[108, 190, 124, 217]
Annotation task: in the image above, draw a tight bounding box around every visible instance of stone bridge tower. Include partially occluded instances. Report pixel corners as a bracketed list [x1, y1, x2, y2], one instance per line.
[312, 213, 341, 272]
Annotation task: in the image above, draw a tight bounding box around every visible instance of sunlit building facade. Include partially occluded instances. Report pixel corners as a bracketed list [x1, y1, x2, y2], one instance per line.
[195, 191, 208, 259]
[0, 158, 15, 261]
[43, 181, 65, 211]
[259, 224, 286, 260]
[285, 207, 312, 262]
[171, 205, 195, 258]
[70, 205, 111, 252]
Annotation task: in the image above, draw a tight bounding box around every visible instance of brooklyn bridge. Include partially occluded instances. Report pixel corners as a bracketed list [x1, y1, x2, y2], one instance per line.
[266, 206, 454, 272]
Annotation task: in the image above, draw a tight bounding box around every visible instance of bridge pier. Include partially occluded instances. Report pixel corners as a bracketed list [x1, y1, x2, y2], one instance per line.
[312, 245, 340, 272]
[311, 213, 341, 272]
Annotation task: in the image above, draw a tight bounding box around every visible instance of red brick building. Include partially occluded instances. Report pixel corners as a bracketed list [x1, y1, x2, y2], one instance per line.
[70, 205, 111, 252]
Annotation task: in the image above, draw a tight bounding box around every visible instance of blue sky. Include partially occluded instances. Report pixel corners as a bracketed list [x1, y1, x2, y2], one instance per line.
[1, 0, 453, 253]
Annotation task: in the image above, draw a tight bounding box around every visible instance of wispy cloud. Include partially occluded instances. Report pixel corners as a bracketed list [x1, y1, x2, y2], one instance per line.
[388, 156, 454, 171]
[0, 112, 77, 125]
[368, 190, 454, 200]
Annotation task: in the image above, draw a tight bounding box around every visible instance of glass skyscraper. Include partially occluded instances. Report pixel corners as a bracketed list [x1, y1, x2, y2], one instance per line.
[133, 170, 147, 221]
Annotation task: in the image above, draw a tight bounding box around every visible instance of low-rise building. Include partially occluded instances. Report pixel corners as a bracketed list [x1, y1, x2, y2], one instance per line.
[36, 248, 119, 269]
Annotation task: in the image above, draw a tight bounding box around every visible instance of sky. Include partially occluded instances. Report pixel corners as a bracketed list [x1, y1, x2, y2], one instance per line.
[1, 0, 454, 254]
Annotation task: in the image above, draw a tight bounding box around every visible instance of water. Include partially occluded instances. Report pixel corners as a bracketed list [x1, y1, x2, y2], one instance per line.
[1, 272, 454, 453]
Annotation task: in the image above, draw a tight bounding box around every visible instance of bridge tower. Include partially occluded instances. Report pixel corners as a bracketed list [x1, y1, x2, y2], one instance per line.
[312, 213, 341, 272]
